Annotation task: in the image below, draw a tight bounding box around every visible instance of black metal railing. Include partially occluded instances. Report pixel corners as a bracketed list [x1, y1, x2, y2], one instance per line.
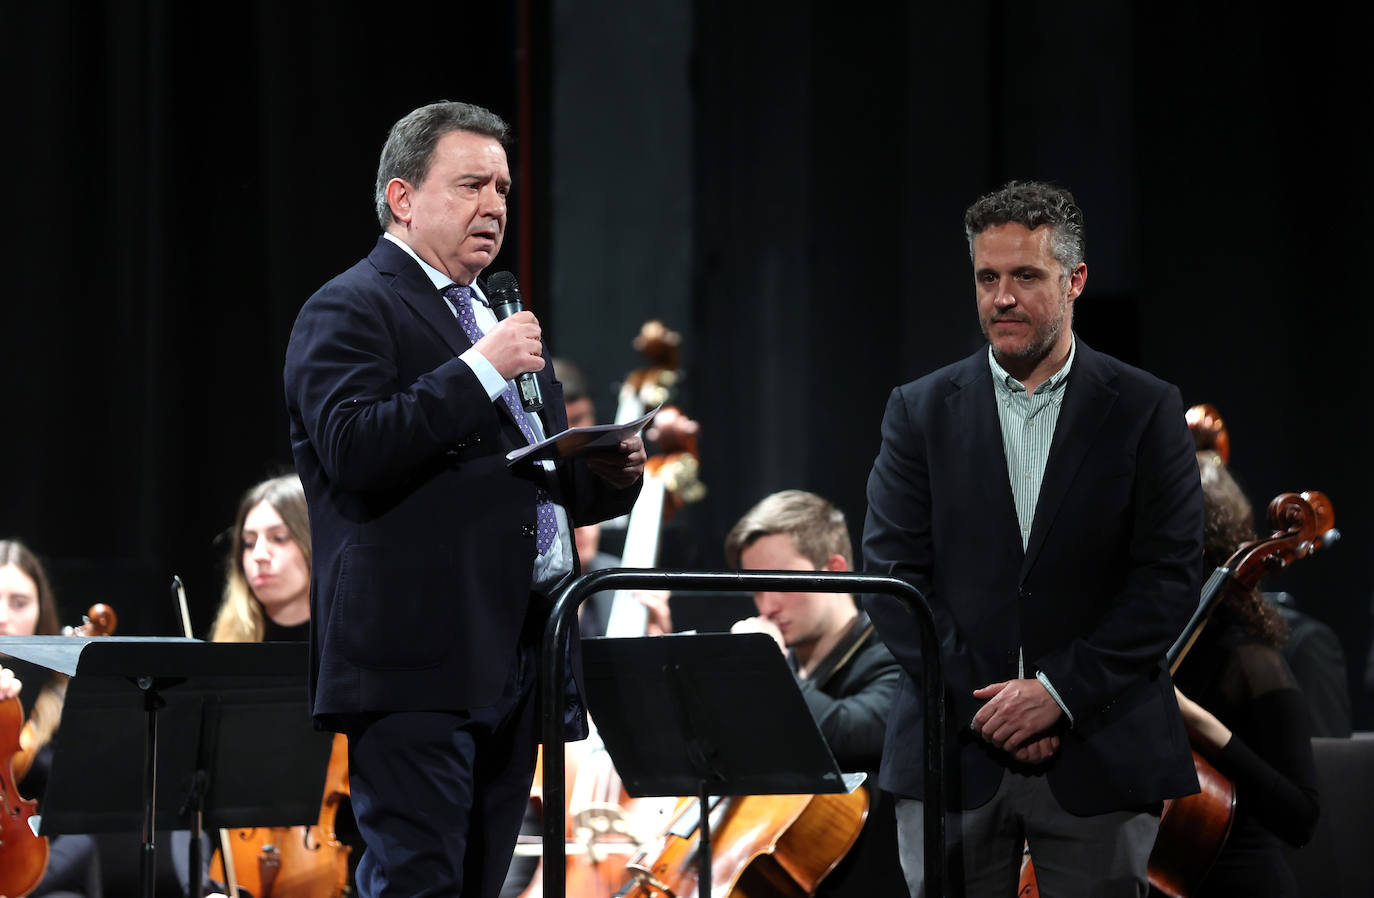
[538, 568, 945, 898]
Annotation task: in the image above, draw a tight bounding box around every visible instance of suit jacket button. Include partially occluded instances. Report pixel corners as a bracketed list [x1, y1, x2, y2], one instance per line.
[521, 524, 536, 537]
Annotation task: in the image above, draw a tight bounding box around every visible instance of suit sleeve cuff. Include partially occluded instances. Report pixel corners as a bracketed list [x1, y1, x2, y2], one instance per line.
[461, 347, 509, 402]
[1036, 671, 1075, 727]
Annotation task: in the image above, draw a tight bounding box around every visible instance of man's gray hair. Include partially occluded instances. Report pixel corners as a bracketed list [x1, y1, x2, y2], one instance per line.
[374, 101, 510, 229]
[963, 180, 1086, 276]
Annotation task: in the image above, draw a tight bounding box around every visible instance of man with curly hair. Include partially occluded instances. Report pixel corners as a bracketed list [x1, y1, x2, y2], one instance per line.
[863, 181, 1204, 896]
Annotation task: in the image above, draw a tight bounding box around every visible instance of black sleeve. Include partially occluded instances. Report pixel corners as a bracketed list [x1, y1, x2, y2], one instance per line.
[1218, 686, 1320, 847]
[796, 642, 901, 772]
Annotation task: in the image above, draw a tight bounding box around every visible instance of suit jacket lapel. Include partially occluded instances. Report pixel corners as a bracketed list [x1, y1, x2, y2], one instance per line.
[369, 237, 471, 358]
[368, 238, 530, 430]
[1020, 341, 1118, 580]
[947, 354, 1025, 556]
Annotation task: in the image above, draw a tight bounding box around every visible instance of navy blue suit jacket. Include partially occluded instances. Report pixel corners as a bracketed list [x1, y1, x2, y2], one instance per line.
[862, 339, 1203, 815]
[284, 236, 640, 729]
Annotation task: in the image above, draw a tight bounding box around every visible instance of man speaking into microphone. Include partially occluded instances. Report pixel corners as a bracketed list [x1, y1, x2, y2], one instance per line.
[284, 100, 645, 898]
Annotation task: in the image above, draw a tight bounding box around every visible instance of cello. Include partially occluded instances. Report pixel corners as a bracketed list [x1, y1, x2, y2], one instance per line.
[0, 603, 118, 898]
[616, 630, 873, 898]
[207, 736, 352, 898]
[1017, 487, 1338, 897]
[175, 573, 350, 898]
[1145, 487, 1336, 898]
[619, 788, 869, 898]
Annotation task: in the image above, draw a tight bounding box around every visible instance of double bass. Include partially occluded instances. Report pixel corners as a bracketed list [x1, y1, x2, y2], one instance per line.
[0, 603, 118, 898]
[514, 324, 707, 898]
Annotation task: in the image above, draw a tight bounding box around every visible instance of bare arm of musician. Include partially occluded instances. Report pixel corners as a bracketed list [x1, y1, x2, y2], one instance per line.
[1173, 686, 1233, 756]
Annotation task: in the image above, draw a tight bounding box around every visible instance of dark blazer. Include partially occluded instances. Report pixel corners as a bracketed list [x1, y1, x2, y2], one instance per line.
[284, 236, 640, 725]
[862, 339, 1203, 815]
[796, 611, 900, 775]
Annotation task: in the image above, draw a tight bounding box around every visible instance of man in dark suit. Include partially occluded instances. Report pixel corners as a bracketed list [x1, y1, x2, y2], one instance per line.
[862, 181, 1203, 897]
[283, 101, 644, 898]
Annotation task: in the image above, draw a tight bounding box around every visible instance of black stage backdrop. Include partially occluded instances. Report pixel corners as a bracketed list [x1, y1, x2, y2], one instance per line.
[685, 1, 1374, 725]
[4, 3, 1372, 723]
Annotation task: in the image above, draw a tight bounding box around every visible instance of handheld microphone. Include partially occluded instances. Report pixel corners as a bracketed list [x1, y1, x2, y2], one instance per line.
[484, 271, 544, 413]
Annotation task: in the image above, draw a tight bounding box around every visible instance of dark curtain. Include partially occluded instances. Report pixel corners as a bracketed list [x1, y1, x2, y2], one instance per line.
[689, 1, 1374, 724]
[4, 1, 1371, 725]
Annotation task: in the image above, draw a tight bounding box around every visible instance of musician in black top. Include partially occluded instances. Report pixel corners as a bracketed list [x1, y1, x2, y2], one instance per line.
[1172, 452, 1319, 897]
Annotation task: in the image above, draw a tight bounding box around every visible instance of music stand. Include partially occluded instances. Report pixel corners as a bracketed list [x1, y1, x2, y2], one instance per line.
[579, 632, 864, 898]
[0, 637, 334, 898]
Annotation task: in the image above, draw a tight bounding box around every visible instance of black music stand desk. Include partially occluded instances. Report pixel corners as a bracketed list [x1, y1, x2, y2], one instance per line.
[579, 632, 864, 898]
[0, 637, 333, 898]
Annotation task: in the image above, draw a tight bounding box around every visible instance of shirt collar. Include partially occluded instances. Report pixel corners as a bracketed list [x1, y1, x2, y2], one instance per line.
[988, 334, 1076, 397]
[382, 232, 489, 303]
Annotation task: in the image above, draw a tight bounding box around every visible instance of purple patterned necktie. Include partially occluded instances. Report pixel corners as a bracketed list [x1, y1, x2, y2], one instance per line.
[445, 284, 557, 555]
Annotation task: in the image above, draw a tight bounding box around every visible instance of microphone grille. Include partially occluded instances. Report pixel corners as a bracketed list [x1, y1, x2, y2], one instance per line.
[486, 270, 519, 303]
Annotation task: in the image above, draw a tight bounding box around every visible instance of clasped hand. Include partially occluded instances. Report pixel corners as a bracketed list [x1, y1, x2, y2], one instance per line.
[970, 678, 1063, 764]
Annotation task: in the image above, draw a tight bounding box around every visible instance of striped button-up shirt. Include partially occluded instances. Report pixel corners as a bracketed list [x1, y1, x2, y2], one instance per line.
[988, 337, 1077, 722]
[989, 338, 1076, 548]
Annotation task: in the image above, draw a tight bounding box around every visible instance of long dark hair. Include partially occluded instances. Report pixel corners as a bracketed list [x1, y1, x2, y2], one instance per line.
[0, 539, 60, 636]
[1197, 451, 1288, 647]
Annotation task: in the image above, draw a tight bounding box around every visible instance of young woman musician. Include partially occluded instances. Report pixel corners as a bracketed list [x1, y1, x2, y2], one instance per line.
[197, 474, 360, 898]
[211, 474, 312, 643]
[0, 539, 102, 898]
[1171, 453, 1320, 897]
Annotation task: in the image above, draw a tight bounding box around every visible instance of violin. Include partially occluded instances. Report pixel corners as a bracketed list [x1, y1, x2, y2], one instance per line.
[0, 603, 118, 898]
[0, 695, 47, 898]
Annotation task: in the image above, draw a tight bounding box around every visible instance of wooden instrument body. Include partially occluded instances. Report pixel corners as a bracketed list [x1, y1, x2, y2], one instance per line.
[0, 603, 117, 898]
[515, 325, 705, 898]
[1017, 751, 1236, 898]
[209, 732, 351, 898]
[1019, 487, 1336, 898]
[1147, 751, 1236, 898]
[515, 744, 658, 898]
[622, 789, 869, 898]
[0, 696, 48, 898]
